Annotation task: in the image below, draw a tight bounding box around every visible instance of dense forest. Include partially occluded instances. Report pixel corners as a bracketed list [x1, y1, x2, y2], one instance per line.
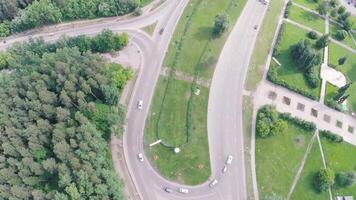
[0, 31, 132, 199]
[0, 0, 144, 37]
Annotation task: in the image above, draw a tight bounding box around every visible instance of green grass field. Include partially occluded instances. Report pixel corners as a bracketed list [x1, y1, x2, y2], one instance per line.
[145, 77, 211, 185]
[292, 0, 318, 11]
[270, 22, 322, 99]
[327, 42, 356, 112]
[330, 23, 356, 50]
[290, 139, 329, 200]
[245, 0, 285, 91]
[164, 0, 246, 77]
[256, 118, 314, 199]
[321, 138, 356, 197]
[288, 4, 325, 33]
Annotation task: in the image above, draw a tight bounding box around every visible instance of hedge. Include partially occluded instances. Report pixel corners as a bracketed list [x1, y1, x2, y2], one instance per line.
[279, 112, 317, 132]
[319, 130, 343, 142]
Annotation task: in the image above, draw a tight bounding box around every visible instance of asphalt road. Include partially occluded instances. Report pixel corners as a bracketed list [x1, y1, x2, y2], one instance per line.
[0, 0, 269, 199]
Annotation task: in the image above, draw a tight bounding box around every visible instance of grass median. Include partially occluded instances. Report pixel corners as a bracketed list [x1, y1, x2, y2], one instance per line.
[144, 0, 247, 185]
[245, 0, 285, 91]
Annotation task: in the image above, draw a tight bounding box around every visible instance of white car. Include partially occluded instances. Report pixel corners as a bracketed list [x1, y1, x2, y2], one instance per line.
[137, 100, 143, 110]
[209, 179, 218, 188]
[178, 188, 189, 194]
[226, 155, 233, 165]
[137, 153, 144, 162]
[222, 165, 227, 173]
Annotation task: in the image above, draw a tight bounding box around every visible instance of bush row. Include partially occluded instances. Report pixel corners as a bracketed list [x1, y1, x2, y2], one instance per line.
[319, 130, 343, 142]
[267, 64, 319, 100]
[279, 112, 317, 132]
[284, 2, 292, 18]
[272, 23, 286, 57]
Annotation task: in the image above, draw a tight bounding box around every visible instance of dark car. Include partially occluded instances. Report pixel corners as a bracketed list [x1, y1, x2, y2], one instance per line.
[159, 28, 164, 35]
[164, 187, 173, 193]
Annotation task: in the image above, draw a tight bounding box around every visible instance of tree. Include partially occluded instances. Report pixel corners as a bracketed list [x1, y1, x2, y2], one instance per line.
[134, 7, 142, 16]
[314, 168, 335, 192]
[338, 56, 347, 65]
[330, 8, 337, 17]
[335, 30, 348, 41]
[291, 39, 321, 71]
[336, 171, 356, 187]
[338, 82, 352, 94]
[213, 14, 229, 36]
[307, 30, 318, 40]
[316, 34, 329, 49]
[0, 21, 11, 37]
[338, 6, 346, 14]
[338, 94, 349, 104]
[317, 1, 329, 15]
[11, 0, 62, 32]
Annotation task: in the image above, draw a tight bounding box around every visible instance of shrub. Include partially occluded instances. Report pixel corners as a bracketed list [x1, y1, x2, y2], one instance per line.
[314, 168, 335, 192]
[134, 7, 142, 16]
[272, 24, 285, 57]
[305, 66, 320, 88]
[279, 113, 316, 131]
[338, 56, 347, 65]
[319, 130, 343, 142]
[284, 2, 292, 18]
[337, 6, 346, 14]
[336, 171, 356, 187]
[316, 34, 329, 49]
[330, 9, 337, 18]
[256, 105, 286, 138]
[308, 31, 318, 40]
[335, 30, 348, 40]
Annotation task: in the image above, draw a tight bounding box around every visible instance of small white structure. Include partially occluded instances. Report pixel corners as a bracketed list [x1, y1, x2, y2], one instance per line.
[174, 147, 181, 154]
[194, 88, 200, 96]
[149, 140, 161, 147]
[336, 196, 354, 200]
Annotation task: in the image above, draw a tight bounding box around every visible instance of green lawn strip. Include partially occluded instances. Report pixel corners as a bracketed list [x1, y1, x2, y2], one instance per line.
[292, 0, 318, 11]
[288, 4, 325, 33]
[321, 138, 356, 197]
[290, 139, 329, 200]
[245, 0, 285, 91]
[164, 0, 246, 78]
[243, 96, 254, 199]
[145, 77, 211, 185]
[330, 22, 356, 50]
[140, 0, 153, 7]
[270, 22, 321, 99]
[328, 42, 356, 112]
[256, 118, 314, 199]
[141, 22, 157, 36]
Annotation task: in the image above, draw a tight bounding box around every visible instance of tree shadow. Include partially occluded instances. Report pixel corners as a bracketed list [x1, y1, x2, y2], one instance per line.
[193, 26, 213, 41]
